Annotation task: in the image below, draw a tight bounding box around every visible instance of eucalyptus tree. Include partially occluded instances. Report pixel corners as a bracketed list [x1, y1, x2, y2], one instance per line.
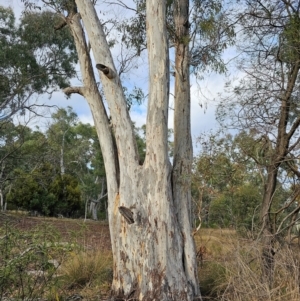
[0, 6, 77, 120]
[0, 6, 78, 209]
[117, 0, 234, 75]
[0, 121, 30, 211]
[46, 107, 79, 176]
[217, 0, 300, 282]
[46, 108, 107, 217]
[59, 0, 199, 299]
[21, 0, 234, 298]
[192, 132, 264, 230]
[72, 1, 199, 299]
[2, 109, 97, 216]
[71, 122, 106, 220]
[0, 121, 49, 212]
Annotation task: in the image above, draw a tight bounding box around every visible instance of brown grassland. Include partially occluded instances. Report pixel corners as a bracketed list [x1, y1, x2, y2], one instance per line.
[1, 212, 300, 301]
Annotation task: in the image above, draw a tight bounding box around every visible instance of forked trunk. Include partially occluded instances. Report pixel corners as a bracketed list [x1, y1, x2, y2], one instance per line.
[68, 1, 200, 299]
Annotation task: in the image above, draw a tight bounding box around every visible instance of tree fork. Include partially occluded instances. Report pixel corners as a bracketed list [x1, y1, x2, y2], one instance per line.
[73, 1, 201, 300]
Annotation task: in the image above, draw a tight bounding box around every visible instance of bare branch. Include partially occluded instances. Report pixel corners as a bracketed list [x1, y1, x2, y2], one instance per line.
[63, 86, 84, 96]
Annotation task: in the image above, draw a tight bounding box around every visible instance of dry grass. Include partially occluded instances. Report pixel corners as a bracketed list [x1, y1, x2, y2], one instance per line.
[196, 228, 300, 301]
[195, 228, 237, 258]
[3, 215, 300, 301]
[61, 250, 113, 289]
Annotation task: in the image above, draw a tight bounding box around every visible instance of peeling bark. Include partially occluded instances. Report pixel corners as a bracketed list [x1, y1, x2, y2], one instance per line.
[63, 1, 202, 300]
[172, 0, 200, 296]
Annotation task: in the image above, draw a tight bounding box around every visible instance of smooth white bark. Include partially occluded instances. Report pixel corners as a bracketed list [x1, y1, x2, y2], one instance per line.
[75, 1, 139, 173]
[66, 1, 201, 300]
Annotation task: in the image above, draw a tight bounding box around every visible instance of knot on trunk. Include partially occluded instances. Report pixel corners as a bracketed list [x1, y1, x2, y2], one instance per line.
[118, 206, 134, 224]
[96, 64, 115, 79]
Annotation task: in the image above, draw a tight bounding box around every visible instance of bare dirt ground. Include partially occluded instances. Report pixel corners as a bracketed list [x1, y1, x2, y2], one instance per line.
[0, 212, 112, 251]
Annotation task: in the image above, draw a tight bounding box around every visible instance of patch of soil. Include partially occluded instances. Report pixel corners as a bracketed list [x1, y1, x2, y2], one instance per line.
[0, 213, 111, 251]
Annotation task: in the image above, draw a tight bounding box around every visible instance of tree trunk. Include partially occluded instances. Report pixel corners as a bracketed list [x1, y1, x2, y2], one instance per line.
[60, 130, 67, 176]
[89, 201, 98, 220]
[68, 1, 201, 299]
[173, 0, 200, 295]
[0, 163, 5, 212]
[259, 59, 300, 284]
[87, 177, 106, 221]
[64, 8, 118, 203]
[258, 56, 300, 284]
[0, 188, 3, 212]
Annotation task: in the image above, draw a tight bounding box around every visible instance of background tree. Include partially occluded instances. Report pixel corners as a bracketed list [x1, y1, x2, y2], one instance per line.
[46, 107, 79, 176]
[2, 108, 105, 218]
[192, 132, 263, 232]
[0, 120, 42, 211]
[217, 0, 300, 283]
[0, 6, 77, 120]
[2, 120, 83, 216]
[72, 122, 107, 220]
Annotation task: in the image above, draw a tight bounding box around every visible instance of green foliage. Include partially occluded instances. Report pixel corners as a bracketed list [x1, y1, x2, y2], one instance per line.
[209, 184, 261, 231]
[209, 195, 232, 228]
[0, 107, 111, 218]
[50, 174, 82, 217]
[123, 86, 146, 110]
[7, 165, 82, 216]
[278, 14, 300, 64]
[193, 128, 300, 235]
[193, 132, 264, 231]
[0, 6, 77, 119]
[190, 0, 235, 74]
[115, 0, 235, 75]
[233, 184, 261, 230]
[117, 0, 146, 57]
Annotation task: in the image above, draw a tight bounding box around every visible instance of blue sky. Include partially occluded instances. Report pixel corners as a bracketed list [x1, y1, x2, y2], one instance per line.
[0, 0, 234, 153]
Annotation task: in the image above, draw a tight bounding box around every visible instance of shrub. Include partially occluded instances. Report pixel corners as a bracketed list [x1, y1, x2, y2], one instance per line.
[0, 221, 76, 300]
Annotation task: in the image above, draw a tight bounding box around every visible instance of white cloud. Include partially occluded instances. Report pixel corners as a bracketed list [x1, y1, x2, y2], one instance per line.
[78, 113, 95, 125]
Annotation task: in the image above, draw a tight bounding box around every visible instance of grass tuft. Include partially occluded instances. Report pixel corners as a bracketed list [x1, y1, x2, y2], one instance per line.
[62, 250, 113, 289]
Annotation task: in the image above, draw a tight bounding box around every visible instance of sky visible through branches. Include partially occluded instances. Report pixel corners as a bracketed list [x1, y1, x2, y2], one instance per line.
[0, 0, 236, 153]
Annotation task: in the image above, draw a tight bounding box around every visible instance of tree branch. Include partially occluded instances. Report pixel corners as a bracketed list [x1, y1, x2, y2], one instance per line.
[54, 20, 67, 31]
[63, 86, 84, 96]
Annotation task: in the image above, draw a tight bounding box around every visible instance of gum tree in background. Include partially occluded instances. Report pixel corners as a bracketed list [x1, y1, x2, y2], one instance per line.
[0, 7, 77, 120]
[0, 6, 77, 210]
